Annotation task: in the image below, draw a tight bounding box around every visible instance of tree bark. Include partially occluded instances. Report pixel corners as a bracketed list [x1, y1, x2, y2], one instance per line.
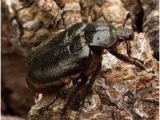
[2, 0, 159, 120]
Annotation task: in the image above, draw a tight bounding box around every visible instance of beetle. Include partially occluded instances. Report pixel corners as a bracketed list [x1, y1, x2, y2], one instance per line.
[26, 14, 147, 118]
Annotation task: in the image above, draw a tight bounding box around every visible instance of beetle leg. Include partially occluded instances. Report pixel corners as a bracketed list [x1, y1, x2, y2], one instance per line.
[125, 40, 132, 57]
[70, 63, 102, 119]
[44, 91, 60, 110]
[72, 74, 85, 86]
[61, 63, 101, 120]
[109, 49, 149, 72]
[61, 75, 87, 119]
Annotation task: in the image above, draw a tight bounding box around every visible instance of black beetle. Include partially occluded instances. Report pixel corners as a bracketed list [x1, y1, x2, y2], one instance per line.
[26, 15, 147, 118]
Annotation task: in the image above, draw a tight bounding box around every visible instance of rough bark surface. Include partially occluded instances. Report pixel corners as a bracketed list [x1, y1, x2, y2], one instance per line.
[2, 0, 159, 120]
[1, 115, 25, 120]
[2, 1, 34, 118]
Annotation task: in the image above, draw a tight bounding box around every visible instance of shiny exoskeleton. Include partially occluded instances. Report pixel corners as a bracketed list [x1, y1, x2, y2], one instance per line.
[26, 21, 147, 118]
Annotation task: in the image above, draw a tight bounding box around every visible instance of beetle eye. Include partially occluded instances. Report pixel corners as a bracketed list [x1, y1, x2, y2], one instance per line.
[129, 34, 134, 40]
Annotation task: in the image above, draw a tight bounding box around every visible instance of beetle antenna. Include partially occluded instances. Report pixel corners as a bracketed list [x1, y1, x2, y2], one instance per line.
[123, 13, 131, 27]
[125, 40, 132, 56]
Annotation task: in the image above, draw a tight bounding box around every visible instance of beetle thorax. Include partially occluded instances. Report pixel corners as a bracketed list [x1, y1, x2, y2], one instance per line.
[84, 23, 117, 49]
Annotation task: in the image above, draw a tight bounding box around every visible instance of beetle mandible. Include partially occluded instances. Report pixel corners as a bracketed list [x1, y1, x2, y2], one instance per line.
[26, 14, 147, 118]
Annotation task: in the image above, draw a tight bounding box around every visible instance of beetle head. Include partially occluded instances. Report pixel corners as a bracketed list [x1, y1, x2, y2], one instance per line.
[115, 26, 134, 42]
[112, 13, 134, 56]
[115, 12, 134, 42]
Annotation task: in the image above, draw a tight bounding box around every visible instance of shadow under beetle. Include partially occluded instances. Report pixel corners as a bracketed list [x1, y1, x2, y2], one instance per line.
[26, 14, 148, 119]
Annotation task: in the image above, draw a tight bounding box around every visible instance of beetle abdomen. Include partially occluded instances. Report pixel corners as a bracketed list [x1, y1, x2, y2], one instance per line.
[26, 23, 91, 85]
[28, 41, 91, 83]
